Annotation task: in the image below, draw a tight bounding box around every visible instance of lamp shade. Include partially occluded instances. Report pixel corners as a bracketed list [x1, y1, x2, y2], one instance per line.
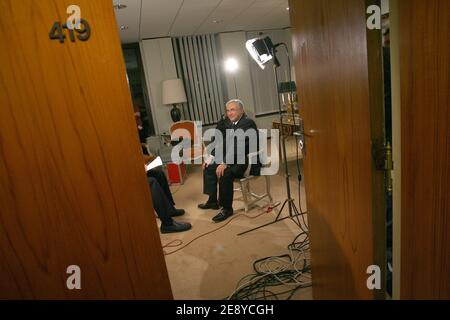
[162, 79, 187, 105]
[278, 81, 297, 94]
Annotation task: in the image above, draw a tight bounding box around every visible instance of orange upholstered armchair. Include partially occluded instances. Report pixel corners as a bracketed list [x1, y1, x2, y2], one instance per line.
[169, 121, 205, 163]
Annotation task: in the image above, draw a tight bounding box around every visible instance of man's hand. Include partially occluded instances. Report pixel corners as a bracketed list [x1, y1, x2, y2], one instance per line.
[216, 164, 228, 178]
[202, 154, 214, 170]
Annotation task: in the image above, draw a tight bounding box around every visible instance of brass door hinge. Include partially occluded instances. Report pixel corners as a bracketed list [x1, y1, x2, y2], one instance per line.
[373, 140, 394, 195]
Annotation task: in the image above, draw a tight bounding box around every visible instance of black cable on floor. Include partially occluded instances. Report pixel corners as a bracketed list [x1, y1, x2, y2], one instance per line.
[226, 230, 311, 300]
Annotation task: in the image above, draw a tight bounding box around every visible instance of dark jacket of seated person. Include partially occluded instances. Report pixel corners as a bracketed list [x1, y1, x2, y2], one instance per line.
[200, 99, 262, 223]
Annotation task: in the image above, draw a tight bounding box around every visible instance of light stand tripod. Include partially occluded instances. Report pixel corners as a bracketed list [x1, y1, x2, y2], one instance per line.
[239, 43, 305, 236]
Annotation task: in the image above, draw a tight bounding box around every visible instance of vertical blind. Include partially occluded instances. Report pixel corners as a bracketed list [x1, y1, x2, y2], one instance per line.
[172, 34, 225, 126]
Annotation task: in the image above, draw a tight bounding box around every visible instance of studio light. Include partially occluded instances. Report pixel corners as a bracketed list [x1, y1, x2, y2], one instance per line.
[224, 58, 239, 98]
[245, 36, 278, 69]
[225, 58, 238, 73]
[241, 35, 305, 236]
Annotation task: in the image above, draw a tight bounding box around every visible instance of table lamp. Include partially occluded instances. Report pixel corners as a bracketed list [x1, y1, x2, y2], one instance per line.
[278, 81, 297, 123]
[162, 79, 187, 122]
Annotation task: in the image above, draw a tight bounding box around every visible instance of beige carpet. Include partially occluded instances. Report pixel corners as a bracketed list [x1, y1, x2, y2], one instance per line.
[158, 138, 313, 300]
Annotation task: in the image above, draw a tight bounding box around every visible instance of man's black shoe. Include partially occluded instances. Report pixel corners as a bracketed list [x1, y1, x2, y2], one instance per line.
[198, 202, 220, 210]
[212, 208, 233, 223]
[160, 221, 192, 234]
[171, 209, 185, 217]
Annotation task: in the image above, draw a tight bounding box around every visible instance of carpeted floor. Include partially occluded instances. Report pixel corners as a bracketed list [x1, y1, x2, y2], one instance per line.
[157, 138, 313, 300]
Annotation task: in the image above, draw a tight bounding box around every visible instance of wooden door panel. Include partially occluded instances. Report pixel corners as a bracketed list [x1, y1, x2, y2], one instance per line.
[290, 0, 385, 299]
[399, 0, 450, 299]
[0, 0, 172, 299]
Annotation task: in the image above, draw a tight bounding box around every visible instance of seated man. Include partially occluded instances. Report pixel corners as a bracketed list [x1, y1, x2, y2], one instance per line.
[134, 98, 190, 233]
[143, 155, 191, 234]
[198, 99, 261, 223]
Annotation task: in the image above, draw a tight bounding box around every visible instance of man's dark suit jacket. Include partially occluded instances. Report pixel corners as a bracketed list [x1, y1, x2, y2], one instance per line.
[212, 114, 261, 176]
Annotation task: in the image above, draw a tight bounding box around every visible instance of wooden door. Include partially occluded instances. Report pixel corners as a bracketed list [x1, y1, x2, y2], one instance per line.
[289, 0, 386, 299]
[0, 0, 172, 299]
[399, 0, 450, 299]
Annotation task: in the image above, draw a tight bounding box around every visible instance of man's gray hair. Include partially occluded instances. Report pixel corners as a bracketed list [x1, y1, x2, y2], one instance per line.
[226, 99, 244, 110]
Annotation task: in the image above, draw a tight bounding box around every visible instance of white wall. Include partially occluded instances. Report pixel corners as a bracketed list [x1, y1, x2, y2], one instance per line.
[140, 38, 178, 135]
[381, 0, 390, 14]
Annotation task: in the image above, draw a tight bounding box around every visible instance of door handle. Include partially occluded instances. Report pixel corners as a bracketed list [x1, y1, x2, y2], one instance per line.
[294, 131, 306, 156]
[293, 119, 311, 157]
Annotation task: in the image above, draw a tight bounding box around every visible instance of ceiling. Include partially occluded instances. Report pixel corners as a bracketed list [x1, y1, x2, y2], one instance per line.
[112, 0, 290, 43]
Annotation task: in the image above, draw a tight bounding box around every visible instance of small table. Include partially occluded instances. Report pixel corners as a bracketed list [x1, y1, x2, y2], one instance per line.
[272, 118, 304, 161]
[272, 119, 302, 136]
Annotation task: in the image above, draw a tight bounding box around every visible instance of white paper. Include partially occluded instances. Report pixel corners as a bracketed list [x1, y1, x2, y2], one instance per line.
[204, 154, 214, 165]
[145, 156, 163, 172]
